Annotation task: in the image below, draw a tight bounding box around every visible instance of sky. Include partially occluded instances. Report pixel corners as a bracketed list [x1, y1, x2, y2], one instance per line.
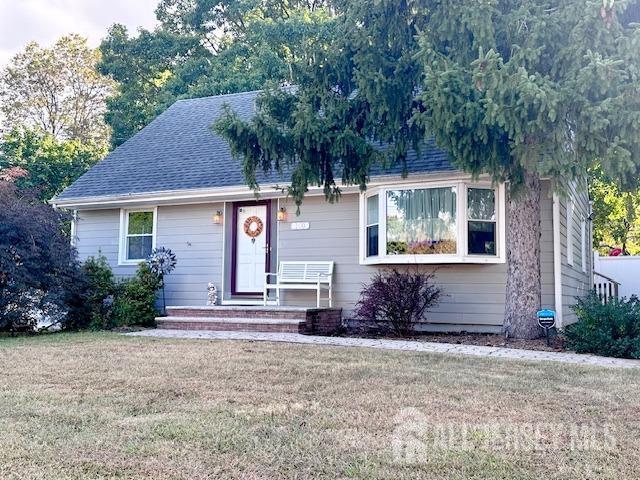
[0, 0, 159, 66]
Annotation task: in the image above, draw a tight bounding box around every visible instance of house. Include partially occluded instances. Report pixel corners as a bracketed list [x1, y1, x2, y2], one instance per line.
[53, 90, 592, 333]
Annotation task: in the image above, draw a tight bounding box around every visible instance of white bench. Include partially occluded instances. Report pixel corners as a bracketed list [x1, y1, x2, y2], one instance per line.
[264, 261, 334, 308]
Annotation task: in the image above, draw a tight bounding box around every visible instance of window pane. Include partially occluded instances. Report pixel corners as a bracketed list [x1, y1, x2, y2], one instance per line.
[367, 195, 379, 225]
[386, 187, 457, 255]
[468, 221, 496, 255]
[468, 189, 495, 221]
[127, 235, 153, 260]
[366, 225, 379, 257]
[128, 211, 154, 235]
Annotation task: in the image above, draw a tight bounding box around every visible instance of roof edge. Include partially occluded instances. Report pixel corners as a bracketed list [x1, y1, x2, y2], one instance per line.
[51, 170, 469, 209]
[173, 88, 264, 103]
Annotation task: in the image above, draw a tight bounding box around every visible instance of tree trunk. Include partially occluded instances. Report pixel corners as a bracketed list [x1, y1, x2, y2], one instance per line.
[504, 170, 542, 339]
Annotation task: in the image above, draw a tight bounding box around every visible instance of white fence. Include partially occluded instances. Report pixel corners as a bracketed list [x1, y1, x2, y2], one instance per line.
[593, 252, 640, 299]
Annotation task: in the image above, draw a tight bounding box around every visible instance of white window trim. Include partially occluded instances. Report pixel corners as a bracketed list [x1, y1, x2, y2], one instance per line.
[118, 207, 158, 265]
[566, 200, 575, 266]
[581, 217, 587, 273]
[359, 180, 506, 265]
[365, 194, 380, 257]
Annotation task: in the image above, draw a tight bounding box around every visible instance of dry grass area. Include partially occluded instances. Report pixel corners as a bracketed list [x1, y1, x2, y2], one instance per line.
[1, 332, 639, 479]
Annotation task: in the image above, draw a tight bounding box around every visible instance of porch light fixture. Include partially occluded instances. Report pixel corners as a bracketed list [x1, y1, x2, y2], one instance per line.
[277, 207, 287, 222]
[212, 210, 223, 225]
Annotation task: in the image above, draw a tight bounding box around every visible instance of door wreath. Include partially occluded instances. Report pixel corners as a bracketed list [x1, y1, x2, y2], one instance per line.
[243, 216, 264, 238]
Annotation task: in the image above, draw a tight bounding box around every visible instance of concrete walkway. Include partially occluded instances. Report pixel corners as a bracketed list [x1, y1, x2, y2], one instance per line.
[126, 329, 640, 369]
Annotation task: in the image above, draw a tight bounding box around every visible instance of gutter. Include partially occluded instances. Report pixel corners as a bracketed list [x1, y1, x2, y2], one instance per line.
[50, 170, 472, 210]
[552, 192, 564, 328]
[50, 183, 292, 209]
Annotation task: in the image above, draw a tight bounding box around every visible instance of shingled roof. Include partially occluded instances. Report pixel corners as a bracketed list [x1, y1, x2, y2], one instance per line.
[55, 90, 454, 201]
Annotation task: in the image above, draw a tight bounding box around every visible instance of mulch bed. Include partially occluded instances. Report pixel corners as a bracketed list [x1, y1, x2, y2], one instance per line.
[410, 332, 566, 352]
[344, 330, 567, 353]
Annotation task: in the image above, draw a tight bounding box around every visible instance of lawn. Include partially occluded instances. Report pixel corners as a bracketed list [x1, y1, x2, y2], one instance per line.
[0, 332, 639, 479]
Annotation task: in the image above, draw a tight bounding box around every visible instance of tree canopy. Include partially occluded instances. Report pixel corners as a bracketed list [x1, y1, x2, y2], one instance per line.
[416, 0, 640, 190]
[0, 34, 115, 148]
[590, 166, 640, 255]
[99, 0, 334, 146]
[0, 129, 106, 202]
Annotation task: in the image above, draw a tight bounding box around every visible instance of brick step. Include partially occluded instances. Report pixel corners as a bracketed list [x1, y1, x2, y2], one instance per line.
[156, 316, 305, 334]
[165, 306, 309, 321]
[160, 306, 343, 335]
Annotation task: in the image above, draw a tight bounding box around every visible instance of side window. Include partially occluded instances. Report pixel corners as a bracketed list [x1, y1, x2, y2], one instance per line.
[123, 210, 155, 261]
[366, 195, 379, 257]
[467, 188, 497, 255]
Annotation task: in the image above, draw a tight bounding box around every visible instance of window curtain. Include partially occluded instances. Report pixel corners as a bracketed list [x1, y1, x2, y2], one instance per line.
[388, 187, 457, 241]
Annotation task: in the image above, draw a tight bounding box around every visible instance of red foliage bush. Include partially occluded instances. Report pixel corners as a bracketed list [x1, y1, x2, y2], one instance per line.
[0, 177, 85, 331]
[354, 268, 442, 337]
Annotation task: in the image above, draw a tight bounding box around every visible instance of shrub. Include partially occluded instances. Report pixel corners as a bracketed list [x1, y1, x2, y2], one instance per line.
[112, 263, 162, 328]
[0, 176, 85, 332]
[565, 294, 640, 359]
[82, 255, 116, 330]
[354, 268, 442, 336]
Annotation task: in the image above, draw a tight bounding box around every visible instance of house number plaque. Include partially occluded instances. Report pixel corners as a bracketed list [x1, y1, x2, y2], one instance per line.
[290, 222, 310, 230]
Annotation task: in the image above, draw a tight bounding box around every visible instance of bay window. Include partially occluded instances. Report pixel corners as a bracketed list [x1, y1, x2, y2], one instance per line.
[360, 181, 504, 264]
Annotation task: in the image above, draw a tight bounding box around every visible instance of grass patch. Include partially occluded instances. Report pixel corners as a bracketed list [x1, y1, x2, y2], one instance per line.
[0, 332, 639, 479]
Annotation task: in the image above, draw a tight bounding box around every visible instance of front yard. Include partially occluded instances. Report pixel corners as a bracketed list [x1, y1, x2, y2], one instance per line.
[1, 332, 639, 479]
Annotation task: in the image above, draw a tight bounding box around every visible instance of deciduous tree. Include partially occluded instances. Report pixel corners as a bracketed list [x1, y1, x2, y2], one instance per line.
[590, 167, 640, 255]
[0, 34, 115, 147]
[99, 1, 334, 146]
[0, 129, 106, 202]
[98, 25, 203, 146]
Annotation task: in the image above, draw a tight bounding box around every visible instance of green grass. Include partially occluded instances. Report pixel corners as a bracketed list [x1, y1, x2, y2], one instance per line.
[0, 332, 639, 479]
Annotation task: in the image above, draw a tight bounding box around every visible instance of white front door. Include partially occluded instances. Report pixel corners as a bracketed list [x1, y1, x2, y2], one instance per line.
[234, 204, 269, 294]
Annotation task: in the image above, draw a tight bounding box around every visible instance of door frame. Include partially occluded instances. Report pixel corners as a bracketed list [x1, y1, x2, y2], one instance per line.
[230, 199, 272, 296]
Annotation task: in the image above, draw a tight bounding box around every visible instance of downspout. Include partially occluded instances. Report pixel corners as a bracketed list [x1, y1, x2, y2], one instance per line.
[552, 193, 564, 328]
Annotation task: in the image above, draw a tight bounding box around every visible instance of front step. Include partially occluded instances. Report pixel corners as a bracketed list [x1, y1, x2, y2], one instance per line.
[157, 316, 305, 333]
[158, 306, 343, 335]
[166, 306, 308, 321]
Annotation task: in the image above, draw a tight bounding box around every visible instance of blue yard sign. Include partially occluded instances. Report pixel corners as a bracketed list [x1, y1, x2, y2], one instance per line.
[537, 309, 556, 346]
[537, 309, 556, 329]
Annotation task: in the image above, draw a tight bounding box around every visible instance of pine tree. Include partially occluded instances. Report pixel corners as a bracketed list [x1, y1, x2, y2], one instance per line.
[216, 0, 640, 338]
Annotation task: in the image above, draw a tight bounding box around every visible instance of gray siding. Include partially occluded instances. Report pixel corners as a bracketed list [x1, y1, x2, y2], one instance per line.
[75, 204, 225, 306]
[558, 177, 592, 325]
[156, 203, 224, 306]
[278, 182, 554, 333]
[75, 209, 136, 277]
[74, 179, 559, 332]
